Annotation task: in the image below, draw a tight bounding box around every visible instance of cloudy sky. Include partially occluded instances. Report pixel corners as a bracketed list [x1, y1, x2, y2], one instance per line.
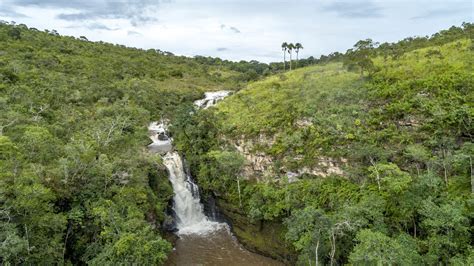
[0, 0, 472, 62]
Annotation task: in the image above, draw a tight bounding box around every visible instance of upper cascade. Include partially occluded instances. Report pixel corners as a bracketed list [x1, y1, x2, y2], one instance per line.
[148, 120, 173, 154]
[194, 90, 232, 109]
[148, 91, 232, 235]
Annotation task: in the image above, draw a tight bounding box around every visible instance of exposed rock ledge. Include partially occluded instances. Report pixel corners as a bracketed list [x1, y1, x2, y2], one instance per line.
[228, 134, 347, 181]
[232, 134, 276, 181]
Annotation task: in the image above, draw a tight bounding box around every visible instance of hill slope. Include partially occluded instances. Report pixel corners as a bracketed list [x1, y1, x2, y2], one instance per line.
[173, 25, 473, 264]
[0, 22, 262, 264]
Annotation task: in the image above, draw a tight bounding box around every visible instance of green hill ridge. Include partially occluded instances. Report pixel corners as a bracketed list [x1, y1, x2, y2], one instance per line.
[172, 26, 473, 265]
[1, 21, 473, 265]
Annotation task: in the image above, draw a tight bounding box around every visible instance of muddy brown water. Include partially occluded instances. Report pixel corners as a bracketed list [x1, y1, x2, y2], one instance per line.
[165, 227, 283, 266]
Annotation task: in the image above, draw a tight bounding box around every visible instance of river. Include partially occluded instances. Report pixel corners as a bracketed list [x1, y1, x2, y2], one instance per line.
[148, 91, 283, 266]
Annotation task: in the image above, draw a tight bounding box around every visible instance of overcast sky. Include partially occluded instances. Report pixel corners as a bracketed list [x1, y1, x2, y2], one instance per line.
[1, 0, 472, 62]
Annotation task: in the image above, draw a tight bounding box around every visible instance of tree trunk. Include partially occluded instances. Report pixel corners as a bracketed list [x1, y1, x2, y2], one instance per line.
[286, 182, 290, 215]
[237, 178, 242, 208]
[63, 223, 72, 261]
[296, 51, 299, 68]
[289, 52, 293, 70]
[315, 239, 319, 266]
[470, 156, 473, 194]
[443, 163, 448, 186]
[330, 232, 336, 266]
[24, 224, 31, 255]
[369, 157, 381, 191]
[442, 149, 448, 187]
[283, 51, 286, 70]
[413, 217, 417, 238]
[0, 119, 17, 136]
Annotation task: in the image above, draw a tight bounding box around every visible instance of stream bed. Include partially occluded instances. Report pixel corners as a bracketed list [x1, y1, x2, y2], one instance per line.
[165, 227, 281, 266]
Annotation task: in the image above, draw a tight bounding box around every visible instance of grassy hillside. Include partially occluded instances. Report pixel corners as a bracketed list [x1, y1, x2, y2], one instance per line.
[217, 39, 472, 172]
[173, 25, 473, 264]
[0, 22, 262, 264]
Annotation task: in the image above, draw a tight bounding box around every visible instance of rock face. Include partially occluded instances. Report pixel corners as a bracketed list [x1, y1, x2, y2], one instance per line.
[231, 134, 276, 181]
[228, 134, 347, 181]
[214, 133, 347, 264]
[211, 196, 298, 264]
[295, 118, 313, 128]
[296, 156, 347, 178]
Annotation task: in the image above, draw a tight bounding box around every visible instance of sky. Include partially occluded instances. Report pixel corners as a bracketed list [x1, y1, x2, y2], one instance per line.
[0, 0, 472, 62]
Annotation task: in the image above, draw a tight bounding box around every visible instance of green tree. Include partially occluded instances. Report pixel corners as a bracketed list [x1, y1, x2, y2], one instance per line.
[344, 39, 377, 76]
[207, 150, 245, 207]
[20, 126, 61, 164]
[369, 163, 412, 193]
[0, 171, 66, 264]
[452, 142, 473, 193]
[281, 42, 288, 70]
[89, 227, 171, 265]
[285, 207, 331, 266]
[295, 43, 303, 68]
[349, 229, 421, 265]
[7, 27, 21, 40]
[287, 43, 295, 70]
[418, 198, 470, 264]
[405, 144, 431, 176]
[85, 192, 172, 265]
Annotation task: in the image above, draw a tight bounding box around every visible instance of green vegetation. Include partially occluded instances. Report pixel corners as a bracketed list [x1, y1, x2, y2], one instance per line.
[173, 23, 473, 265]
[281, 42, 304, 70]
[1, 19, 472, 265]
[0, 22, 257, 264]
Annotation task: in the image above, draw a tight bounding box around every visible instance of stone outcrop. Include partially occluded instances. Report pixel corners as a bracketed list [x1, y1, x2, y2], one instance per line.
[228, 134, 347, 181]
[230, 134, 276, 181]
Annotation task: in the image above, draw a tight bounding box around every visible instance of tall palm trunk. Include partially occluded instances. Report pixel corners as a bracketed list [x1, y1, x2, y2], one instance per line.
[281, 42, 288, 71]
[289, 51, 293, 70]
[296, 51, 299, 68]
[294, 43, 303, 69]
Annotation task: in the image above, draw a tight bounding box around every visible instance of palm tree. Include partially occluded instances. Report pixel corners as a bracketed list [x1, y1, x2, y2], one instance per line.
[295, 43, 303, 68]
[281, 42, 288, 70]
[287, 43, 295, 70]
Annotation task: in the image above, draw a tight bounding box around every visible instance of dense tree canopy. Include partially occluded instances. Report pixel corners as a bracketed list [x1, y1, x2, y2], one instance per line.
[0, 21, 255, 264]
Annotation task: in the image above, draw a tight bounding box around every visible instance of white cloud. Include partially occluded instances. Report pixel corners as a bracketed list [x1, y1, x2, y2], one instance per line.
[2, 0, 472, 62]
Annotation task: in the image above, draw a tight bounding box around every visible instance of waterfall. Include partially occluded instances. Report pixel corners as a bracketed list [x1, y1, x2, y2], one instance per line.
[148, 121, 172, 153]
[148, 91, 231, 235]
[194, 91, 231, 109]
[163, 152, 222, 235]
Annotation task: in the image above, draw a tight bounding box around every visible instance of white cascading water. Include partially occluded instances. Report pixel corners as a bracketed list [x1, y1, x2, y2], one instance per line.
[194, 91, 231, 109]
[148, 91, 231, 235]
[163, 152, 222, 235]
[148, 121, 173, 153]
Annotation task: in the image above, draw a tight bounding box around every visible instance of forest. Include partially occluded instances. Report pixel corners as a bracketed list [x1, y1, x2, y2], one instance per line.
[0, 21, 252, 264]
[1, 20, 473, 265]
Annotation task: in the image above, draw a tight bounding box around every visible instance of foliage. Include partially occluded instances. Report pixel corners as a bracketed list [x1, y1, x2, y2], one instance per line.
[0, 21, 252, 264]
[344, 39, 377, 75]
[349, 229, 422, 265]
[173, 23, 473, 264]
[2, 20, 472, 264]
